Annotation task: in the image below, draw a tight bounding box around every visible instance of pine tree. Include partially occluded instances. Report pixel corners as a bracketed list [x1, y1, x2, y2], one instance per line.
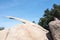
[38, 4, 60, 30]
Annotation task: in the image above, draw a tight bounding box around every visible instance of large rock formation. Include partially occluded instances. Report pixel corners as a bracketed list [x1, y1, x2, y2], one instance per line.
[49, 18, 60, 40]
[0, 16, 49, 40]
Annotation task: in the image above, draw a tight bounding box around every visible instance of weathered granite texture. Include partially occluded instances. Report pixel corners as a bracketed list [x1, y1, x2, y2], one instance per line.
[49, 18, 60, 40]
[0, 16, 49, 40]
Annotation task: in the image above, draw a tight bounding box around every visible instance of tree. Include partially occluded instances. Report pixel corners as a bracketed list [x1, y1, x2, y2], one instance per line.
[38, 4, 60, 30]
[0, 27, 4, 30]
[32, 21, 35, 23]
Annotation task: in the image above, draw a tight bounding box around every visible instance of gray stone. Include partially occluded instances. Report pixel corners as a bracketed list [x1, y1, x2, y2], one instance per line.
[49, 18, 60, 40]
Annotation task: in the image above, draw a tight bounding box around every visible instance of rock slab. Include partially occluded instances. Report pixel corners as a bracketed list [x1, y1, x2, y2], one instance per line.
[0, 24, 49, 40]
[0, 17, 49, 40]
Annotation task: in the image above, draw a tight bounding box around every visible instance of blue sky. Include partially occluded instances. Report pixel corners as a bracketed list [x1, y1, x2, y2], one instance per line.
[0, 0, 60, 28]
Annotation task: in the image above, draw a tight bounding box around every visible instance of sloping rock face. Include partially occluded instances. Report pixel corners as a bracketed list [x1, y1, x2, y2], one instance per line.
[0, 24, 49, 40]
[0, 29, 9, 40]
[0, 16, 49, 40]
[49, 18, 60, 40]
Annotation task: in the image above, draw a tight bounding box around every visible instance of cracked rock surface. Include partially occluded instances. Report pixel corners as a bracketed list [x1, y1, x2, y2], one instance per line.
[49, 18, 60, 40]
